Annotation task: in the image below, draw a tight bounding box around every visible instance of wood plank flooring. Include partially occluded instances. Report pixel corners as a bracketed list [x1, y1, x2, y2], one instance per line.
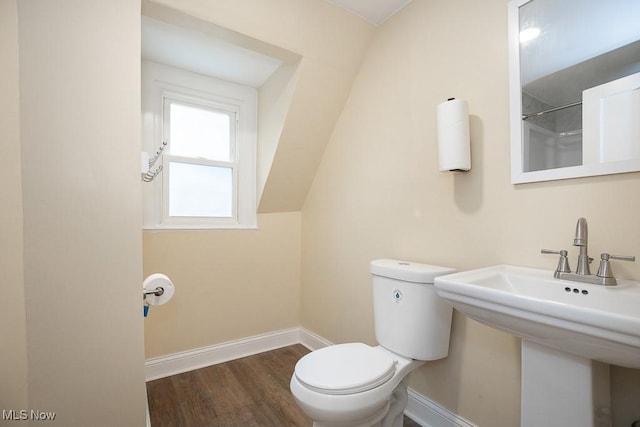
[146, 344, 421, 427]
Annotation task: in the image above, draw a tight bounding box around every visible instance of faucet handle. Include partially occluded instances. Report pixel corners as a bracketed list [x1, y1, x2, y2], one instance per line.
[541, 249, 572, 275]
[541, 249, 567, 255]
[597, 253, 635, 280]
[606, 254, 636, 262]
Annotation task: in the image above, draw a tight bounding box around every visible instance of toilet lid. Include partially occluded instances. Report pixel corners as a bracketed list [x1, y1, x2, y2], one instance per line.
[294, 343, 396, 395]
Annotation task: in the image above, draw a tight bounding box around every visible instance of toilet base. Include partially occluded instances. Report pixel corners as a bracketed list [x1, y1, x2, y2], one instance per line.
[311, 402, 388, 427]
[310, 377, 410, 427]
[381, 377, 409, 427]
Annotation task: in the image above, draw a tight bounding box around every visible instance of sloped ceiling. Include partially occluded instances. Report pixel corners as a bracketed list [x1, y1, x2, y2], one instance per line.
[142, 16, 284, 88]
[326, 0, 413, 26]
[143, 0, 377, 213]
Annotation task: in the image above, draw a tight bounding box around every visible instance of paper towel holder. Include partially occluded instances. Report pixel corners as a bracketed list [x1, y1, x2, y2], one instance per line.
[437, 97, 471, 172]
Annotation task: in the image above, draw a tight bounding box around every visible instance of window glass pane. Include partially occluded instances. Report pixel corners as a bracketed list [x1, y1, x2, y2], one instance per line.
[169, 102, 231, 161]
[168, 162, 233, 218]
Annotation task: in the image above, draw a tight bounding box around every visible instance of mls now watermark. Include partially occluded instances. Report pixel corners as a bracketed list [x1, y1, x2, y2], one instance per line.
[3, 409, 56, 421]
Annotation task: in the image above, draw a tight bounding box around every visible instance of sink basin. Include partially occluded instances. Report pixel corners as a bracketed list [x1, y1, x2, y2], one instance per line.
[434, 264, 640, 369]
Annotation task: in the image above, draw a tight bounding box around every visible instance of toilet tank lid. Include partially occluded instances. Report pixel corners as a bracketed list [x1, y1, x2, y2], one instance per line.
[370, 259, 456, 284]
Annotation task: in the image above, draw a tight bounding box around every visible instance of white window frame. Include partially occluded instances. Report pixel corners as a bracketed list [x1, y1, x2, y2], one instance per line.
[142, 61, 257, 229]
[162, 94, 239, 225]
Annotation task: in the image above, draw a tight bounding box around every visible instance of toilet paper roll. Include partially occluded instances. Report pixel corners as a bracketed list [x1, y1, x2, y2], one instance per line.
[437, 98, 470, 172]
[143, 273, 175, 306]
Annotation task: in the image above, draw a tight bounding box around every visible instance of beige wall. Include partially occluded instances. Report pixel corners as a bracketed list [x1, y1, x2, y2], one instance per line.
[15, 0, 147, 425]
[144, 212, 301, 358]
[301, 0, 640, 426]
[0, 0, 28, 413]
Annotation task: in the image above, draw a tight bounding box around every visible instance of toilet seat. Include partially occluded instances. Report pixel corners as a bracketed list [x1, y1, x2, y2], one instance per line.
[294, 343, 396, 395]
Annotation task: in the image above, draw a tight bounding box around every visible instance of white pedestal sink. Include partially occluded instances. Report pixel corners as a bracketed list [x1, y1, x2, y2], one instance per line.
[434, 265, 640, 427]
[521, 340, 611, 427]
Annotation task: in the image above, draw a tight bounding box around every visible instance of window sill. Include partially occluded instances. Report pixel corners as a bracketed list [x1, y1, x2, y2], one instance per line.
[143, 224, 259, 231]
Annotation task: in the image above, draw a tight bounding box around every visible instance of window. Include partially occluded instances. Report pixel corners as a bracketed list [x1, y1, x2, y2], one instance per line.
[164, 97, 236, 220]
[142, 62, 257, 229]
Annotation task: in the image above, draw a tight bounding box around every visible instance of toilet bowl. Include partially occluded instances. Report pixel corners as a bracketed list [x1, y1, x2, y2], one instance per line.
[291, 343, 423, 427]
[290, 259, 455, 427]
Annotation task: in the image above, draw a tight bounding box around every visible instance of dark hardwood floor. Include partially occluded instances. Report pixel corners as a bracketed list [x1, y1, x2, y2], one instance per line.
[147, 344, 422, 426]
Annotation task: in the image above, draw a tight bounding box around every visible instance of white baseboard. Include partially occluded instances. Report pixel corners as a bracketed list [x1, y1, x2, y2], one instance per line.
[145, 327, 475, 427]
[145, 327, 300, 381]
[405, 388, 476, 427]
[298, 327, 333, 350]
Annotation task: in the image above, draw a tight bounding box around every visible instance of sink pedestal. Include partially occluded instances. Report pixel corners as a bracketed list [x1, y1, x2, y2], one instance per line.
[521, 340, 611, 427]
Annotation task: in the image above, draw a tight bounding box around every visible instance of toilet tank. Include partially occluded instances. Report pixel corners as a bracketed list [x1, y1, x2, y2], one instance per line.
[370, 259, 456, 361]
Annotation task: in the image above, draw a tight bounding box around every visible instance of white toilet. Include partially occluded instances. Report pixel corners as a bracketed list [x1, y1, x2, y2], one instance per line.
[290, 259, 456, 427]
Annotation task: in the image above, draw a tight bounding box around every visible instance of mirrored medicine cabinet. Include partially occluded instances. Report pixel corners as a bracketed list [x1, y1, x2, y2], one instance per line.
[508, 0, 640, 184]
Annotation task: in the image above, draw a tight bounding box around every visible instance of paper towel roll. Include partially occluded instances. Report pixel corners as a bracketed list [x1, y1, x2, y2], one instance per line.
[143, 273, 175, 305]
[437, 98, 470, 172]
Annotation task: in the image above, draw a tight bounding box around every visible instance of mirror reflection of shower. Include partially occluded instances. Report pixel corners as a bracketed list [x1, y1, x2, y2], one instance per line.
[523, 122, 581, 172]
[522, 90, 582, 172]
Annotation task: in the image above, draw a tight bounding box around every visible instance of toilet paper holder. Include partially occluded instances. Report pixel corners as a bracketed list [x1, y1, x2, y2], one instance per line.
[143, 287, 164, 298]
[142, 273, 175, 307]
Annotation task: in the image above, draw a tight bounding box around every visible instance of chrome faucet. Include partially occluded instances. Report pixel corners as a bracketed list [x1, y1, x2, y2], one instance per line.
[542, 217, 635, 286]
[573, 217, 591, 275]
